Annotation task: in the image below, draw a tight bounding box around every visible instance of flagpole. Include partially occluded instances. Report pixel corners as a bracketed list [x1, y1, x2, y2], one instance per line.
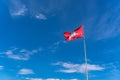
[83, 26, 88, 80]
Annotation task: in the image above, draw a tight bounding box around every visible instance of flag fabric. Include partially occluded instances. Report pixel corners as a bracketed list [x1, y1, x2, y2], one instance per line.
[64, 26, 84, 41]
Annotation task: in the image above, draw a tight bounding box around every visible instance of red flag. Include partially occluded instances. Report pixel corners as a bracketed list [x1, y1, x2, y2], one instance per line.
[64, 26, 84, 41]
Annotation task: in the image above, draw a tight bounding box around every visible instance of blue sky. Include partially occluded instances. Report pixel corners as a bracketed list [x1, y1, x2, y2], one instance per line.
[0, 0, 120, 80]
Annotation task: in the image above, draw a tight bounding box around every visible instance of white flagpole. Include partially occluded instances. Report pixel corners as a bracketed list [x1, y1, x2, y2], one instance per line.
[83, 26, 88, 80]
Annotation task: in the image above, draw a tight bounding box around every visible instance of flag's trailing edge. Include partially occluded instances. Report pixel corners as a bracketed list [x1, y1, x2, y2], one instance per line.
[64, 26, 84, 41]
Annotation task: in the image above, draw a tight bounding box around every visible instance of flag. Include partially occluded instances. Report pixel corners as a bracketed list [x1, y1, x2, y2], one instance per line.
[64, 26, 84, 41]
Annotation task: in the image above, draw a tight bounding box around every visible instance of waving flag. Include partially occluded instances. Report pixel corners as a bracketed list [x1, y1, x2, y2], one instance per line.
[64, 26, 84, 41]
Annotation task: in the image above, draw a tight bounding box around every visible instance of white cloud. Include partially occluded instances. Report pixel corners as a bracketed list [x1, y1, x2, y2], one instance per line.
[8, 0, 69, 19]
[20, 49, 28, 53]
[18, 68, 34, 75]
[0, 66, 4, 70]
[53, 62, 104, 73]
[5, 50, 13, 55]
[8, 54, 28, 60]
[46, 79, 60, 80]
[61, 79, 80, 80]
[10, 0, 27, 16]
[2, 47, 42, 60]
[35, 13, 47, 20]
[26, 78, 42, 80]
[11, 5, 27, 16]
[25, 78, 78, 80]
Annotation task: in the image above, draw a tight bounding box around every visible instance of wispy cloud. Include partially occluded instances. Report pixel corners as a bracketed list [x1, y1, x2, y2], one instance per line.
[18, 68, 34, 75]
[108, 68, 120, 80]
[48, 40, 67, 52]
[8, 0, 69, 19]
[26, 78, 42, 80]
[0, 66, 4, 70]
[10, 5, 27, 16]
[62, 79, 78, 80]
[7, 0, 70, 20]
[8, 0, 49, 20]
[46, 79, 59, 80]
[27, 0, 68, 15]
[1, 47, 42, 60]
[35, 13, 47, 20]
[25, 78, 78, 80]
[102, 62, 120, 80]
[95, 12, 120, 40]
[10, 0, 27, 16]
[86, 3, 120, 40]
[53, 62, 104, 73]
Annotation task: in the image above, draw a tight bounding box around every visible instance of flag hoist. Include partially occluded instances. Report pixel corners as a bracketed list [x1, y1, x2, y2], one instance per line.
[64, 25, 88, 80]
